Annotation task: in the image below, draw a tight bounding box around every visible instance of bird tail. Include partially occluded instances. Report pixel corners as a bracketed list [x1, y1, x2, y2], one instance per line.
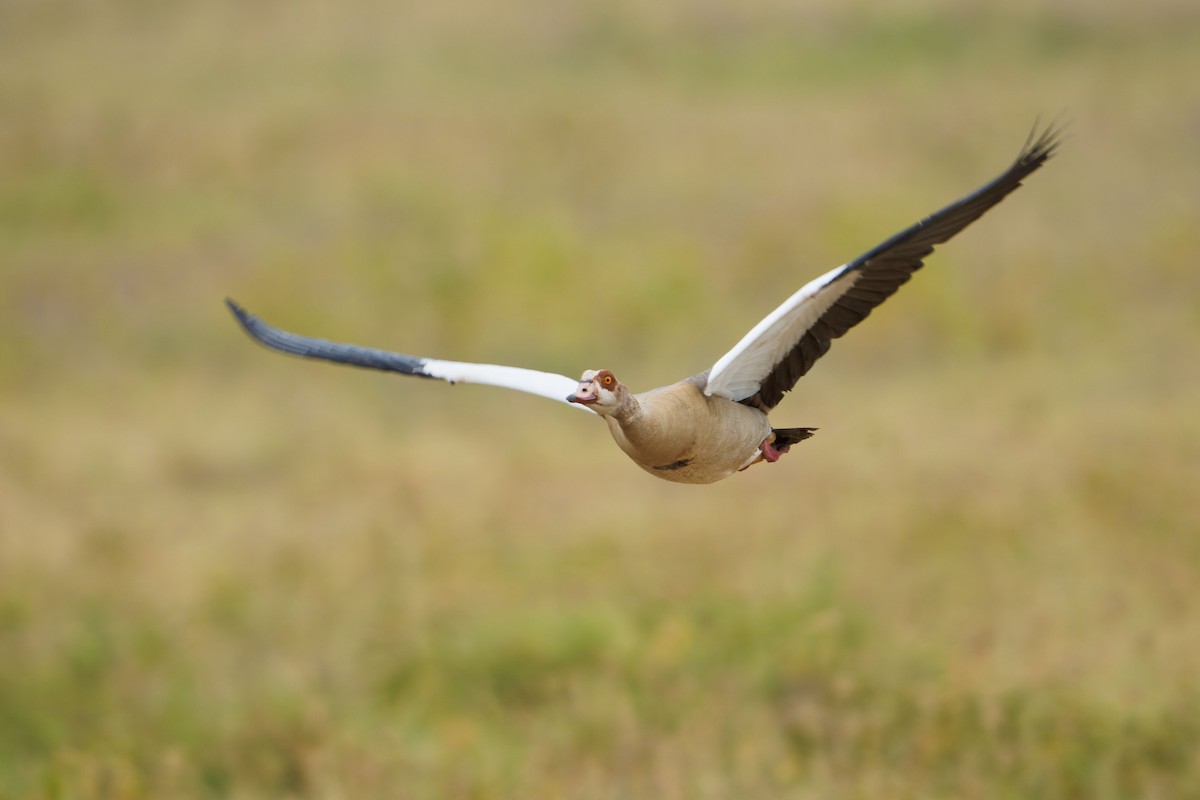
[772, 427, 817, 448]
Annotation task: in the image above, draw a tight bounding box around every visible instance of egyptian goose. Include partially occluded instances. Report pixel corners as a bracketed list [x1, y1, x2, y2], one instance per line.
[228, 124, 1060, 484]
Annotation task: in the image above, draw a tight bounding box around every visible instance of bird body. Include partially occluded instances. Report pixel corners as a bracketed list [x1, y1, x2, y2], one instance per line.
[594, 374, 772, 483]
[228, 124, 1061, 484]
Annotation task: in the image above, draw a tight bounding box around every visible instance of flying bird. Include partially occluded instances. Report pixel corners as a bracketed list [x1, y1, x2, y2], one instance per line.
[228, 124, 1061, 484]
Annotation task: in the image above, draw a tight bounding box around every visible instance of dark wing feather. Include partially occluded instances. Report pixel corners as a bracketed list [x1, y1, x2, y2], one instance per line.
[227, 298, 431, 377]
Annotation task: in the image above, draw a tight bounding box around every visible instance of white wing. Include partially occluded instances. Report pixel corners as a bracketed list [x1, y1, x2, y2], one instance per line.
[420, 359, 589, 409]
[227, 300, 593, 413]
[705, 265, 857, 404]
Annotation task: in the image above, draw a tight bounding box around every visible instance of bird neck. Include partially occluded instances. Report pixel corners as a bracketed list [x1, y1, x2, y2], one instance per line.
[608, 391, 641, 424]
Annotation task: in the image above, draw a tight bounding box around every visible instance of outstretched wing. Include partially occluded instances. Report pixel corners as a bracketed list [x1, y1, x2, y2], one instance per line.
[704, 122, 1063, 412]
[227, 299, 593, 412]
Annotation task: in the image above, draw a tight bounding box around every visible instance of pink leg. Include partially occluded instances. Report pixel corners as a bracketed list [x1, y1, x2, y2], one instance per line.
[759, 438, 790, 463]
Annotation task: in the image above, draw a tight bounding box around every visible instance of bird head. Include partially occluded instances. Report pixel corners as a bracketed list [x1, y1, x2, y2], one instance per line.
[567, 369, 627, 416]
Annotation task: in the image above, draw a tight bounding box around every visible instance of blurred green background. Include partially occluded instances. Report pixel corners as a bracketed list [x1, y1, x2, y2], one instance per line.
[3, 0, 1199, 797]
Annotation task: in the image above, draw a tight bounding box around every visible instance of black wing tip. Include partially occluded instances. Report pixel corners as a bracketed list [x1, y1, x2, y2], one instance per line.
[224, 296, 434, 377]
[225, 296, 248, 322]
[224, 296, 323, 359]
[224, 296, 271, 344]
[1017, 115, 1070, 170]
[223, 296, 302, 356]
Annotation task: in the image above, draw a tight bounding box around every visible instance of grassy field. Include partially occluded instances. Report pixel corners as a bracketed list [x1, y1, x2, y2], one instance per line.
[3, 0, 1200, 797]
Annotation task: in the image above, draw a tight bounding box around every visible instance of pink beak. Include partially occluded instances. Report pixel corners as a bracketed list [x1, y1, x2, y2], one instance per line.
[567, 382, 598, 404]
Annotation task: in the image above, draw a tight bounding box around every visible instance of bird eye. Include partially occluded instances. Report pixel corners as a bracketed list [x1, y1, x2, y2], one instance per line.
[602, 374, 614, 387]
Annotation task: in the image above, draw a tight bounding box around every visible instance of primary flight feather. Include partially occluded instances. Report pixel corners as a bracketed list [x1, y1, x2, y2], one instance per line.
[229, 123, 1061, 484]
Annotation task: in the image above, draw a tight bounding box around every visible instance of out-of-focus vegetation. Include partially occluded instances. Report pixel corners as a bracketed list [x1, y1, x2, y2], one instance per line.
[2, 0, 1199, 797]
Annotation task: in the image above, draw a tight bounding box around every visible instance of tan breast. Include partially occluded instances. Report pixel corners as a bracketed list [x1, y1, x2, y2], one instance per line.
[604, 379, 772, 484]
